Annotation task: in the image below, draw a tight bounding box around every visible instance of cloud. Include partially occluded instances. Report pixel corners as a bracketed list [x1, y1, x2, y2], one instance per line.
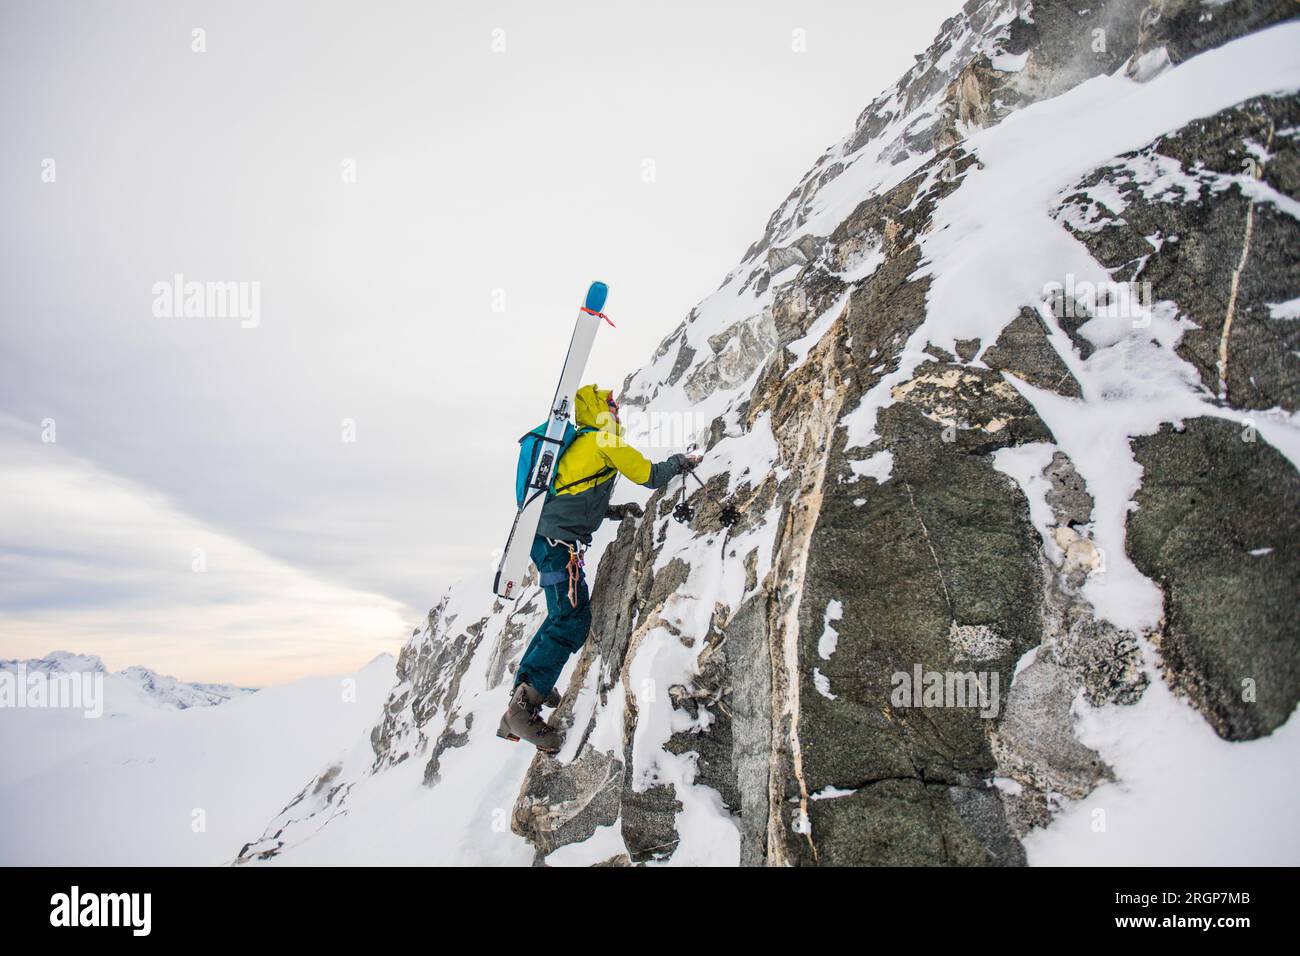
[0, 417, 414, 685]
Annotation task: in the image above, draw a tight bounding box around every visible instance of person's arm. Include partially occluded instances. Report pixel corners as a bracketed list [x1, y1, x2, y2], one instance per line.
[598, 435, 694, 490]
[606, 502, 644, 521]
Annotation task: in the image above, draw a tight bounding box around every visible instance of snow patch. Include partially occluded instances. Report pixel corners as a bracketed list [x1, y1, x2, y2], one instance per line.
[1268, 298, 1300, 320]
[1026, 674, 1300, 865]
[545, 822, 628, 867]
[818, 600, 843, 660]
[992, 441, 1062, 563]
[989, 50, 1029, 72]
[848, 449, 895, 484]
[813, 668, 837, 700]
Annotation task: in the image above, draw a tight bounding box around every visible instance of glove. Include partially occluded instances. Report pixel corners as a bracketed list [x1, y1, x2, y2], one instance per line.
[675, 453, 703, 472]
[606, 502, 645, 521]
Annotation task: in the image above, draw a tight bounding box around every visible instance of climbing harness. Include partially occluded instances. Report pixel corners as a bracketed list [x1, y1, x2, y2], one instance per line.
[562, 540, 586, 606]
[538, 537, 586, 606]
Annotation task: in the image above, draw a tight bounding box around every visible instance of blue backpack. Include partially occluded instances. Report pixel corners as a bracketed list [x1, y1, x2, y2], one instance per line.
[515, 423, 598, 507]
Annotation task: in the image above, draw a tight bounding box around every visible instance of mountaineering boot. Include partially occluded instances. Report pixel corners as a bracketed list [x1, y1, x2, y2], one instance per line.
[495, 684, 560, 741]
[507, 679, 560, 708]
[496, 682, 563, 753]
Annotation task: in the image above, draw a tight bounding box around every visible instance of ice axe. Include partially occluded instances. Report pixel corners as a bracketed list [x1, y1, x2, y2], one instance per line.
[671, 444, 740, 528]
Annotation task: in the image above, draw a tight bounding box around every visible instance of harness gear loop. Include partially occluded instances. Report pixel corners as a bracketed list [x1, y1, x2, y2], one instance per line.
[562, 541, 586, 606]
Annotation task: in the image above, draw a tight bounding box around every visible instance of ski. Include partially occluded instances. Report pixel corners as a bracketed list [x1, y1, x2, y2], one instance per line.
[492, 281, 611, 599]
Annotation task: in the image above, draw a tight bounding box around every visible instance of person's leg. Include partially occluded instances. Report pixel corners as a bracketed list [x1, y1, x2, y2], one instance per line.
[514, 537, 563, 689]
[514, 539, 591, 698]
[500, 537, 587, 751]
[542, 577, 592, 675]
[529, 566, 591, 697]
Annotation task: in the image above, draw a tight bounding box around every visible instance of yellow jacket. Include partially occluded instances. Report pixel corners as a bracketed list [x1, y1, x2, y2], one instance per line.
[538, 384, 684, 542]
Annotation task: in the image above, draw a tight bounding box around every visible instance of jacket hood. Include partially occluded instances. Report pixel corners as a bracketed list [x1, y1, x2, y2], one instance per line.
[574, 384, 617, 432]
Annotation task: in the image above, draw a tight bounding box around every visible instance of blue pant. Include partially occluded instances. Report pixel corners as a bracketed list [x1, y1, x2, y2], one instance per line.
[515, 536, 592, 697]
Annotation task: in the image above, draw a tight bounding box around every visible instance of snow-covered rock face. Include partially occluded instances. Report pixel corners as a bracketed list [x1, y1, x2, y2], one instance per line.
[241, 1, 1300, 866]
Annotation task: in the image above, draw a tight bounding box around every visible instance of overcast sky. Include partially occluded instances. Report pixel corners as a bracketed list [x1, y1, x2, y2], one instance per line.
[0, 0, 964, 685]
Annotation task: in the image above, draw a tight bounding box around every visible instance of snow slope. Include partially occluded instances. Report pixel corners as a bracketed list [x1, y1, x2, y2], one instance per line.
[0, 654, 394, 865]
[0, 651, 255, 785]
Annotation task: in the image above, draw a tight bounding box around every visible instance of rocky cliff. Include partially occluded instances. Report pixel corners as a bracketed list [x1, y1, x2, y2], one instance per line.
[238, 0, 1300, 867]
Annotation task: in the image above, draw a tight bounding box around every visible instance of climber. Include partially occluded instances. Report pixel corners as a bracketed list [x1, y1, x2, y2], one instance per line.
[498, 384, 701, 753]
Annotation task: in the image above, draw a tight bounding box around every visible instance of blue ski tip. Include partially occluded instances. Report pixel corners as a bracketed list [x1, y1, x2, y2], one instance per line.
[585, 282, 608, 314]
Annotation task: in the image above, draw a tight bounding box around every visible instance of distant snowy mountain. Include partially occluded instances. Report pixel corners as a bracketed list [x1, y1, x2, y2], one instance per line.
[1, 650, 255, 712]
[0, 654, 394, 865]
[115, 665, 255, 710]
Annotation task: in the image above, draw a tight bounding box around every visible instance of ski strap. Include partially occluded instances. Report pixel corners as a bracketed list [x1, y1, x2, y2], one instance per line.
[553, 466, 615, 494]
[580, 306, 616, 328]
